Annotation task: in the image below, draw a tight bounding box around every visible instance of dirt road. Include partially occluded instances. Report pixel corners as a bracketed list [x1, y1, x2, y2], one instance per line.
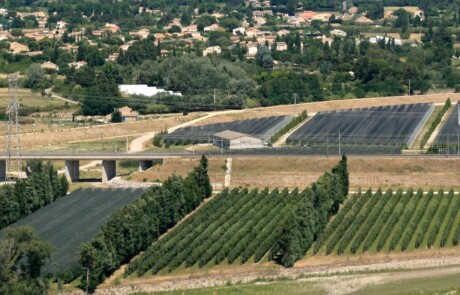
[64, 255, 460, 295]
[128, 109, 243, 153]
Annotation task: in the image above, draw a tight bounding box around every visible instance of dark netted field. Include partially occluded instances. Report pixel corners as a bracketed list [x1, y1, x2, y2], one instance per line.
[287, 103, 434, 149]
[163, 115, 293, 144]
[4, 188, 145, 276]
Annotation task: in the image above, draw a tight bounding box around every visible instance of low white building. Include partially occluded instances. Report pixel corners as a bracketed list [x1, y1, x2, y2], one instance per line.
[369, 36, 402, 46]
[119, 84, 182, 97]
[212, 130, 264, 149]
[233, 27, 246, 35]
[68, 60, 88, 69]
[330, 29, 347, 38]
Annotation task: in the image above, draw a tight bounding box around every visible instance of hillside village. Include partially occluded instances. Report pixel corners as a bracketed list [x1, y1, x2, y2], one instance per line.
[0, 0, 455, 120]
[0, 2, 424, 65]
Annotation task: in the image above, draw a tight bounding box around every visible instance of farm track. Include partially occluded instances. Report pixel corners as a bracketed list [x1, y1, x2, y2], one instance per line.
[425, 102, 456, 148]
[272, 114, 313, 147]
[433, 101, 460, 144]
[65, 255, 460, 295]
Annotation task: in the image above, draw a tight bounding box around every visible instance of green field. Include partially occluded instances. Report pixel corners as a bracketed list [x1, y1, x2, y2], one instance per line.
[0, 88, 74, 111]
[125, 187, 305, 276]
[314, 188, 460, 256]
[125, 182, 460, 281]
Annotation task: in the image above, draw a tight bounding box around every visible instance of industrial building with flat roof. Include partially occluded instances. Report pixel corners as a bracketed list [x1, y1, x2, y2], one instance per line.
[212, 130, 264, 149]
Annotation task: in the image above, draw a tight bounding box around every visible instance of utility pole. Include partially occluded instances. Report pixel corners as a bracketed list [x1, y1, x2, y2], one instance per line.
[214, 88, 216, 105]
[339, 131, 341, 155]
[457, 103, 460, 126]
[220, 137, 223, 154]
[447, 135, 450, 157]
[86, 268, 90, 294]
[408, 79, 411, 96]
[5, 72, 21, 181]
[292, 93, 298, 116]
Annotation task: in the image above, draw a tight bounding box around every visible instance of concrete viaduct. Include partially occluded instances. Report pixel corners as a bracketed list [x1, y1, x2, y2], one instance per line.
[0, 152, 189, 183]
[0, 152, 457, 183]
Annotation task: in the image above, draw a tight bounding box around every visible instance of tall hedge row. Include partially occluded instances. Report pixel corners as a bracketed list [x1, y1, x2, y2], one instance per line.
[78, 156, 212, 291]
[0, 160, 68, 229]
[269, 155, 349, 267]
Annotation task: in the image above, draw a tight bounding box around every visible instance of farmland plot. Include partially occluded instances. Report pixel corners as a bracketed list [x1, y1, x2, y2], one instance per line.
[125, 188, 304, 275]
[126, 153, 348, 277]
[3, 188, 145, 276]
[314, 188, 460, 256]
[287, 103, 434, 150]
[163, 115, 293, 144]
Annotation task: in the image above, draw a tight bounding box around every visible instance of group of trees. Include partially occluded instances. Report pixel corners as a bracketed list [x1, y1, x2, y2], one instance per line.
[0, 161, 68, 229]
[269, 155, 349, 267]
[3, 0, 460, 115]
[0, 226, 53, 295]
[78, 156, 212, 292]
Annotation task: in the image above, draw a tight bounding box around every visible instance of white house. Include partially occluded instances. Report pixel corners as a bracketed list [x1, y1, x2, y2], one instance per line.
[68, 61, 88, 69]
[204, 24, 222, 31]
[233, 27, 246, 35]
[203, 46, 221, 56]
[330, 29, 347, 38]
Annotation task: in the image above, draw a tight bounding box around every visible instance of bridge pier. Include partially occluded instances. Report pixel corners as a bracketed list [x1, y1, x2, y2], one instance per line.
[138, 160, 153, 171]
[0, 160, 5, 180]
[102, 160, 116, 183]
[65, 160, 80, 182]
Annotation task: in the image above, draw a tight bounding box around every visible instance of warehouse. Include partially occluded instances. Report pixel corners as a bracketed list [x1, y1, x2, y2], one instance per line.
[212, 130, 264, 149]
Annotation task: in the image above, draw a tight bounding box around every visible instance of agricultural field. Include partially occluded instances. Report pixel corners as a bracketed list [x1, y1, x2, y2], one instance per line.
[125, 187, 306, 276]
[0, 114, 197, 151]
[121, 185, 460, 273]
[432, 101, 460, 150]
[287, 103, 434, 150]
[5, 188, 145, 276]
[163, 115, 293, 144]
[0, 88, 73, 111]
[314, 188, 460, 256]
[131, 156, 460, 191]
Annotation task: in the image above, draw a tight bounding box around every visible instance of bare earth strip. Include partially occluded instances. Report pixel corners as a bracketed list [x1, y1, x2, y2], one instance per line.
[424, 103, 455, 149]
[193, 93, 460, 126]
[272, 115, 313, 147]
[63, 250, 460, 295]
[0, 114, 199, 151]
[132, 156, 460, 191]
